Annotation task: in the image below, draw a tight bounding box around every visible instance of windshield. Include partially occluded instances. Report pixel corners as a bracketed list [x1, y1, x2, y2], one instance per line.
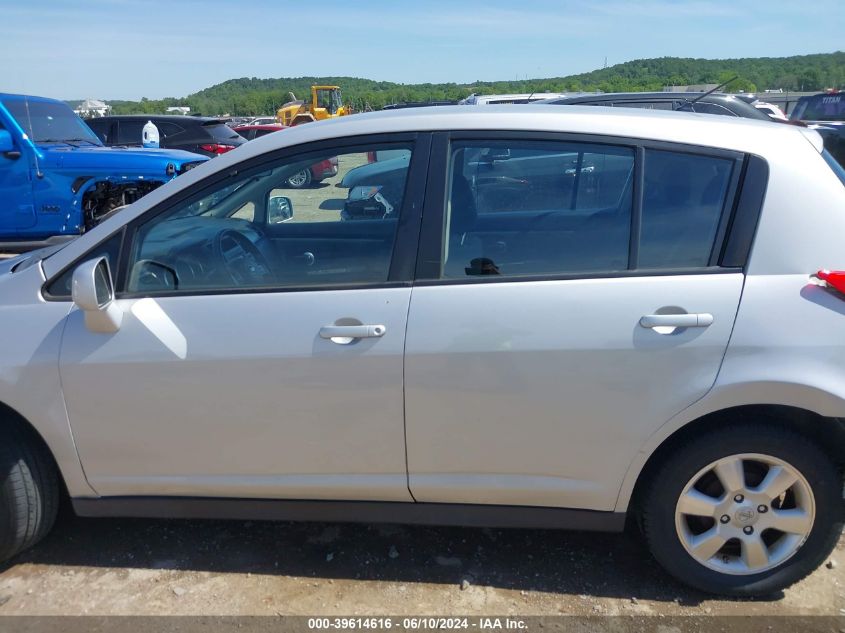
[2, 99, 102, 145]
[792, 94, 845, 122]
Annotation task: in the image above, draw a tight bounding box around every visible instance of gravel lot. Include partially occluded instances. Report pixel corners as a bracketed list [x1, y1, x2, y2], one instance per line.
[0, 509, 840, 616]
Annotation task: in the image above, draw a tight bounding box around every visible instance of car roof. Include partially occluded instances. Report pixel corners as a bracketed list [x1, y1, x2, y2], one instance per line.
[237, 105, 817, 156]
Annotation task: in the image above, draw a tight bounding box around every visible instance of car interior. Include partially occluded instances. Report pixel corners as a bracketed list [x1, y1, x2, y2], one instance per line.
[127, 153, 408, 293]
[442, 144, 734, 277]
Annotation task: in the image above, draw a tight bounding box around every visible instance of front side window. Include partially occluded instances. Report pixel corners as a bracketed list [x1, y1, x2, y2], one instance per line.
[124, 144, 414, 294]
[441, 141, 635, 278]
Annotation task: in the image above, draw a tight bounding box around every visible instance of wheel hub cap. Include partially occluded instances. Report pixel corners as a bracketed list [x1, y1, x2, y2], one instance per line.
[734, 506, 757, 525]
[674, 453, 815, 576]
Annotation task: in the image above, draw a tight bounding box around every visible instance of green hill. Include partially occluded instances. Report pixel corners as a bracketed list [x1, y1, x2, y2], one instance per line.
[101, 51, 844, 116]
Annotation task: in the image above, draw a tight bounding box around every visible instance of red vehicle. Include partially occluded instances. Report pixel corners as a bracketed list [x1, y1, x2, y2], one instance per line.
[233, 125, 338, 188]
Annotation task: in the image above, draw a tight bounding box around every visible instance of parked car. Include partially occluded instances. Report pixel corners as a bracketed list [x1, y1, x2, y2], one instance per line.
[232, 124, 288, 141]
[734, 94, 789, 121]
[538, 92, 772, 120]
[1, 105, 844, 597]
[87, 115, 246, 158]
[233, 125, 338, 188]
[0, 93, 207, 249]
[790, 91, 845, 167]
[248, 117, 278, 126]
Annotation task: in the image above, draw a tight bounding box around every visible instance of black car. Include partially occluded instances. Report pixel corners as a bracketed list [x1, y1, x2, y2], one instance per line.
[790, 92, 845, 167]
[86, 115, 246, 158]
[537, 92, 771, 120]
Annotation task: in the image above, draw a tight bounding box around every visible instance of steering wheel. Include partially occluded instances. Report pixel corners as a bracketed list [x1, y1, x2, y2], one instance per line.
[213, 229, 275, 286]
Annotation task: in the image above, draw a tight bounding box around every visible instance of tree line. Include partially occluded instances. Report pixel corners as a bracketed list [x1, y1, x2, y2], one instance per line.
[79, 52, 844, 117]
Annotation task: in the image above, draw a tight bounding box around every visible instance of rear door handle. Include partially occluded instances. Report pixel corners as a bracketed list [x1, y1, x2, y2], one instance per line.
[319, 324, 386, 343]
[639, 313, 714, 328]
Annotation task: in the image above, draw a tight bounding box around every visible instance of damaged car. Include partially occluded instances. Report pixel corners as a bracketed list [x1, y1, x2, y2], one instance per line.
[0, 93, 208, 250]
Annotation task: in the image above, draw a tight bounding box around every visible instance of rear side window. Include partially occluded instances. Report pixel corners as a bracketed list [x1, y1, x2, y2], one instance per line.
[441, 141, 635, 278]
[639, 150, 734, 268]
[435, 141, 739, 281]
[158, 122, 184, 138]
[691, 102, 736, 117]
[116, 120, 144, 145]
[207, 123, 242, 141]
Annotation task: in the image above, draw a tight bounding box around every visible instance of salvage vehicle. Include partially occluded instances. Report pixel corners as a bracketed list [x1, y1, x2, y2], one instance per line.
[0, 94, 207, 249]
[88, 115, 246, 157]
[1, 106, 844, 597]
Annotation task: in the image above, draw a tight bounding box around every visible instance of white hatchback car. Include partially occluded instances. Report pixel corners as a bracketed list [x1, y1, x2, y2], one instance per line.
[1, 106, 844, 596]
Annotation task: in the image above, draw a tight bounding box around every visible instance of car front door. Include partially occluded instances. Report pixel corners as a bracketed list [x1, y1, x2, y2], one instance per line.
[56, 135, 429, 501]
[0, 120, 33, 238]
[405, 134, 747, 511]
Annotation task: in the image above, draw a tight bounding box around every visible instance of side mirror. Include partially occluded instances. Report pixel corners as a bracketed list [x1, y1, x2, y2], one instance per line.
[268, 195, 293, 223]
[0, 130, 19, 158]
[72, 257, 122, 333]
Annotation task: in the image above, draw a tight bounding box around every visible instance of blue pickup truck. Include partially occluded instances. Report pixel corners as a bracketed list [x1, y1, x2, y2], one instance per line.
[0, 93, 208, 250]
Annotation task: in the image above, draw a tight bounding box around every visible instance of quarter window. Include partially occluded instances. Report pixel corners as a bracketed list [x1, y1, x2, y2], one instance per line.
[124, 145, 414, 294]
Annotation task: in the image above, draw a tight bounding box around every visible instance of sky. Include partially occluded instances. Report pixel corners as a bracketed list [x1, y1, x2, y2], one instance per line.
[0, 0, 842, 101]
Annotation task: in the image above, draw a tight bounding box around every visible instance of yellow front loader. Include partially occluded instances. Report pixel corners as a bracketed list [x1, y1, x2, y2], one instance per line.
[277, 86, 348, 126]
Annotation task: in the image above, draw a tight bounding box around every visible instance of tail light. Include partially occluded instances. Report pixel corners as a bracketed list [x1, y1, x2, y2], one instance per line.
[815, 270, 845, 294]
[367, 151, 377, 163]
[200, 143, 236, 155]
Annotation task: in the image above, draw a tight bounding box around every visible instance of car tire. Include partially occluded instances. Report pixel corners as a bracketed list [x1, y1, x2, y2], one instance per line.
[285, 169, 312, 189]
[0, 418, 59, 562]
[641, 423, 843, 596]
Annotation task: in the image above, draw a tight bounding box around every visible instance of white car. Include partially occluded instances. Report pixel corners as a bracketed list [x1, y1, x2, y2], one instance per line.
[754, 101, 789, 120]
[1, 106, 844, 596]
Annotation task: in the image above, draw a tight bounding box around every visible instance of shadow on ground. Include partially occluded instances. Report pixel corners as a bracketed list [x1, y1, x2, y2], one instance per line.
[0, 509, 777, 606]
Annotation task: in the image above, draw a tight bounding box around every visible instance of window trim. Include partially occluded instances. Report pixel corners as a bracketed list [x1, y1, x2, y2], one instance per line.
[415, 129, 751, 285]
[42, 132, 431, 301]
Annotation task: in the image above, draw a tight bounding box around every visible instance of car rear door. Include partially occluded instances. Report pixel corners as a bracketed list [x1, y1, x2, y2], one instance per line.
[404, 132, 752, 511]
[57, 134, 430, 501]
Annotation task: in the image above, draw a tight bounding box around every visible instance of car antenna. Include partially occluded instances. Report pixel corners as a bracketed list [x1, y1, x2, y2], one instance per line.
[23, 96, 43, 178]
[679, 76, 739, 110]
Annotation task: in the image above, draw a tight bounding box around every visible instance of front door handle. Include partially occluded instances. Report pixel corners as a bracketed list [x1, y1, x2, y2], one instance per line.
[640, 313, 714, 328]
[319, 324, 386, 344]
